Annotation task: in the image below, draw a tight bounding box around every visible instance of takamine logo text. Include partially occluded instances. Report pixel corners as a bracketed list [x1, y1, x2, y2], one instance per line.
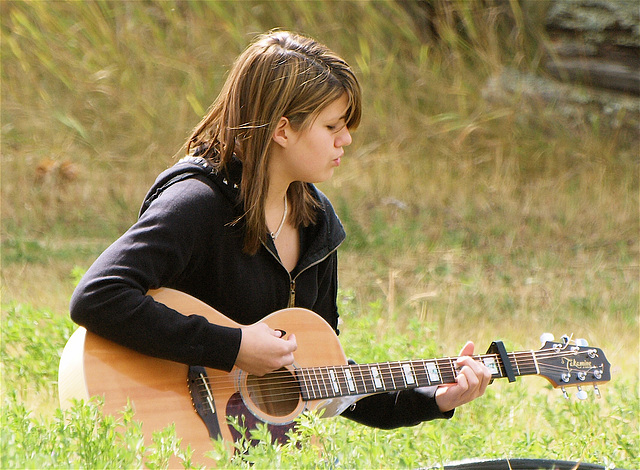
[561, 357, 593, 369]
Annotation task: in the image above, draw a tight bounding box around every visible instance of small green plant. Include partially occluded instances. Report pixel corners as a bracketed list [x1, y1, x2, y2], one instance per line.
[1, 303, 76, 398]
[2, 395, 139, 468]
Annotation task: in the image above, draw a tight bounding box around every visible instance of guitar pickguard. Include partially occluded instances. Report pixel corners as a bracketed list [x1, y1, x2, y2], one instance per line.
[226, 392, 297, 446]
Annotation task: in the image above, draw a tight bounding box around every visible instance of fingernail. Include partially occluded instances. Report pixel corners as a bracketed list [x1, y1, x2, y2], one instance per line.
[275, 329, 287, 338]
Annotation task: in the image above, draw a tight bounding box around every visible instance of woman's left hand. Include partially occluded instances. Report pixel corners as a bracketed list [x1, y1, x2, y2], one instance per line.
[434, 341, 492, 413]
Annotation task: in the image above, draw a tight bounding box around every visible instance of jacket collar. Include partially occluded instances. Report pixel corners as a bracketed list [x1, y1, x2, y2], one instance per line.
[144, 156, 346, 267]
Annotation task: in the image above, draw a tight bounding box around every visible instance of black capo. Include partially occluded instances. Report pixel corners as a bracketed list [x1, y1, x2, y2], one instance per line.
[486, 340, 516, 382]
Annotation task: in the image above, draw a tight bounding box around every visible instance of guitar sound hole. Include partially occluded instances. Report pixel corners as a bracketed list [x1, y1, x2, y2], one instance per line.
[245, 368, 300, 417]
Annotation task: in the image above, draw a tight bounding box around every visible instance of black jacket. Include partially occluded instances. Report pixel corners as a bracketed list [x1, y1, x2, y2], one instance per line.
[70, 157, 452, 428]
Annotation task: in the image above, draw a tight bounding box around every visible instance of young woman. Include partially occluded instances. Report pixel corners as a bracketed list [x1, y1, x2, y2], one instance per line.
[70, 30, 490, 431]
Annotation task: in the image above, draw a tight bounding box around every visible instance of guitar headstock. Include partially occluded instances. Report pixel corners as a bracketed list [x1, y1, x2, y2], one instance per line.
[536, 335, 610, 399]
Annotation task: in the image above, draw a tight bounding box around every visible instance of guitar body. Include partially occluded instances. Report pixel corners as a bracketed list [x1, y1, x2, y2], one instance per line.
[58, 288, 349, 465]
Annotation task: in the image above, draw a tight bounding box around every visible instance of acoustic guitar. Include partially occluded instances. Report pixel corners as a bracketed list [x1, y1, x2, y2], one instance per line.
[58, 288, 610, 465]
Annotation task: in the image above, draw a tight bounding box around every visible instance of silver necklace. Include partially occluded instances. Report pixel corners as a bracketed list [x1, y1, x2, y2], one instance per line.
[270, 196, 288, 240]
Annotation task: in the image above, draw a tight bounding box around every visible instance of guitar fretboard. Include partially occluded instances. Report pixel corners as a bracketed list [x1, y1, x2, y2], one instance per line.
[295, 353, 538, 401]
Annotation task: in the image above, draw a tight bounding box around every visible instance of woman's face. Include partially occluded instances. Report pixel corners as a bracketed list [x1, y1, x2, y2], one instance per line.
[273, 93, 353, 185]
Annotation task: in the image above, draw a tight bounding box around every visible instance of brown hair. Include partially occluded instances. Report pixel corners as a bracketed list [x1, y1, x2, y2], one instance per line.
[187, 30, 361, 254]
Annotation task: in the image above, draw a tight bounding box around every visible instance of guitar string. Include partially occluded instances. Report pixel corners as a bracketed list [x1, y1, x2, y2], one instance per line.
[194, 370, 601, 404]
[195, 348, 599, 387]
[191, 349, 603, 404]
[192, 349, 601, 394]
[194, 365, 600, 407]
[193, 354, 599, 397]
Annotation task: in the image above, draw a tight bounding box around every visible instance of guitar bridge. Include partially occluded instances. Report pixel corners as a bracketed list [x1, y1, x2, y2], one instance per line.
[188, 365, 222, 439]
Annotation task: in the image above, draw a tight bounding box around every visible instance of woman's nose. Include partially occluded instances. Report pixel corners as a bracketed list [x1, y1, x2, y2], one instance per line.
[337, 127, 352, 147]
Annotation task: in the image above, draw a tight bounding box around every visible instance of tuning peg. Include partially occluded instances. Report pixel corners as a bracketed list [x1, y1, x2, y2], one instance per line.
[540, 333, 554, 345]
[576, 386, 588, 400]
[575, 338, 588, 347]
[561, 387, 569, 399]
[594, 385, 601, 398]
[561, 334, 570, 345]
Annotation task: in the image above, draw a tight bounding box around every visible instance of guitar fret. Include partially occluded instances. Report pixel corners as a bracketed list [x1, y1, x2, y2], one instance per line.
[389, 362, 403, 389]
[448, 358, 457, 382]
[532, 350, 540, 375]
[512, 354, 520, 376]
[313, 367, 327, 398]
[414, 360, 430, 387]
[306, 369, 313, 397]
[438, 358, 454, 383]
[401, 362, 416, 386]
[379, 362, 390, 386]
[296, 369, 309, 401]
[343, 367, 356, 393]
[509, 356, 520, 375]
[325, 368, 334, 396]
[320, 367, 331, 398]
[296, 370, 309, 399]
[379, 363, 390, 389]
[304, 368, 313, 399]
[329, 368, 341, 396]
[308, 369, 316, 399]
[370, 365, 384, 390]
[448, 357, 457, 383]
[482, 355, 501, 378]
[431, 360, 440, 383]
[383, 362, 396, 390]
[397, 362, 407, 387]
[499, 354, 509, 379]
[312, 368, 323, 398]
[322, 367, 336, 398]
[424, 360, 441, 384]
[390, 362, 400, 387]
[298, 369, 307, 399]
[337, 366, 349, 394]
[355, 364, 370, 393]
[520, 351, 537, 376]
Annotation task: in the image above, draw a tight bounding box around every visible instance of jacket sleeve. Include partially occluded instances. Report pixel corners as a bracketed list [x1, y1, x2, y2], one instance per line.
[340, 386, 454, 429]
[69, 178, 242, 371]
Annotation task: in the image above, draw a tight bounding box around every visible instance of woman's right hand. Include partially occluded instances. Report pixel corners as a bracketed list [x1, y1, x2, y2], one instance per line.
[235, 323, 298, 376]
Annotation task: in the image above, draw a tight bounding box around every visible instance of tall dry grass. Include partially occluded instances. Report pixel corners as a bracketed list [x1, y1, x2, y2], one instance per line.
[2, 1, 558, 235]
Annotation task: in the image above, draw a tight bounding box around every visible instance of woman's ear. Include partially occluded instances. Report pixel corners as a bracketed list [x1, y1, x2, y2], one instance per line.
[272, 116, 291, 148]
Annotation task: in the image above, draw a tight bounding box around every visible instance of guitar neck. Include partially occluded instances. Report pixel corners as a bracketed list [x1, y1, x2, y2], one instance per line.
[296, 351, 537, 401]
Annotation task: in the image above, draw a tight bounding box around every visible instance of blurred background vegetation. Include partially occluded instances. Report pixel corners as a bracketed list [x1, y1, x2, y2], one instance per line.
[1, 1, 638, 467]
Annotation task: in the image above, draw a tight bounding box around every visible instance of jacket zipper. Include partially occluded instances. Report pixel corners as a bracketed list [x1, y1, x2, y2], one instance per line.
[288, 279, 296, 308]
[262, 241, 342, 309]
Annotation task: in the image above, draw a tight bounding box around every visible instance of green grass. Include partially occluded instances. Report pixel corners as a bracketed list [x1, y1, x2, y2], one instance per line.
[1, 298, 637, 468]
[1, 0, 638, 468]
